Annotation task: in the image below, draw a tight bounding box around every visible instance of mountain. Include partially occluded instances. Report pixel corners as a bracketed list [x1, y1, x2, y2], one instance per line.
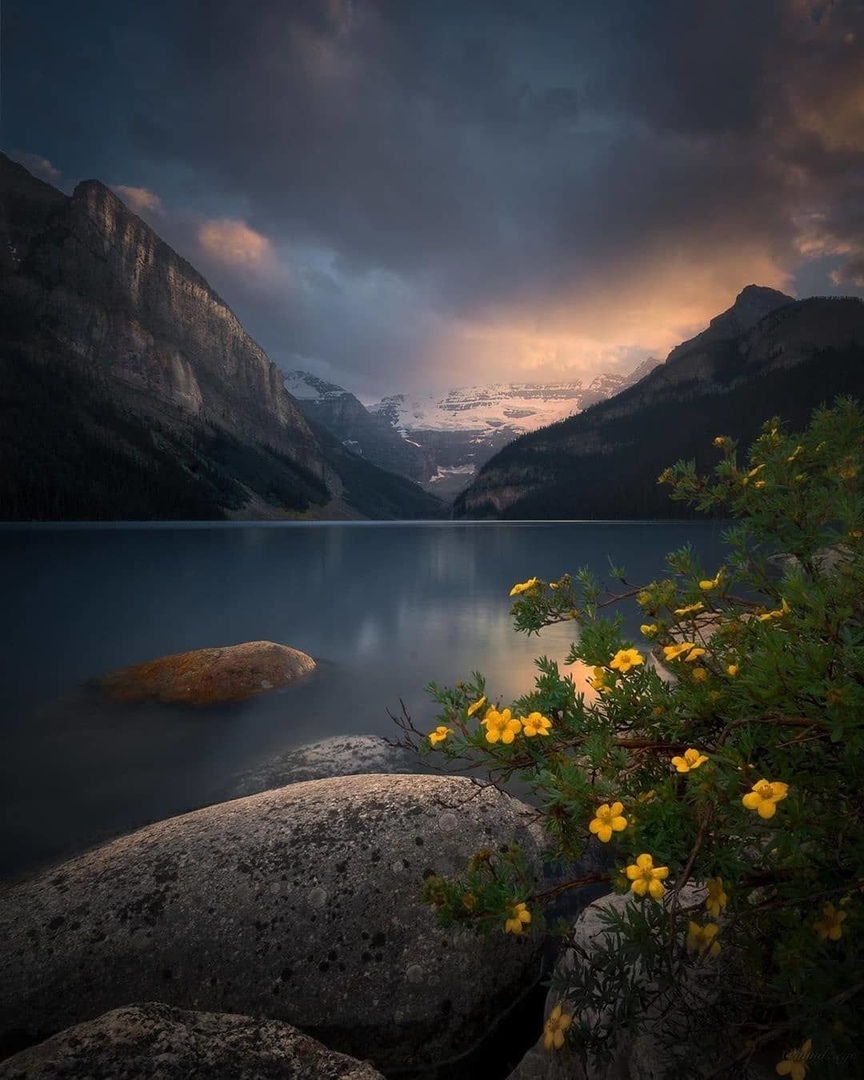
[453, 286, 864, 519]
[0, 153, 443, 521]
[364, 360, 661, 496]
[283, 371, 433, 482]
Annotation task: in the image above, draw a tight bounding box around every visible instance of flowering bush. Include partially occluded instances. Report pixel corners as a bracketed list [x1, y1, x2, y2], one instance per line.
[399, 399, 864, 1078]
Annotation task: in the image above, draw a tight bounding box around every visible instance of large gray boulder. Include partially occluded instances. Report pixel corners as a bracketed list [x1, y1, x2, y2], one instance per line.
[0, 1003, 385, 1080]
[0, 774, 546, 1073]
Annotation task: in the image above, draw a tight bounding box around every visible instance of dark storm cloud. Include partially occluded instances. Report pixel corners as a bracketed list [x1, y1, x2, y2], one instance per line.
[6, 0, 864, 392]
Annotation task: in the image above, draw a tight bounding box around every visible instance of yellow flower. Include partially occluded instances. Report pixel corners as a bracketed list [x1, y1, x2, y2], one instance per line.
[742, 463, 766, 486]
[671, 748, 709, 773]
[609, 648, 644, 673]
[482, 707, 522, 745]
[466, 695, 487, 717]
[684, 647, 707, 662]
[625, 853, 669, 900]
[813, 902, 847, 941]
[674, 602, 705, 616]
[462, 893, 477, 910]
[758, 598, 792, 622]
[713, 436, 730, 448]
[640, 623, 658, 637]
[705, 877, 728, 918]
[509, 577, 540, 596]
[521, 711, 552, 737]
[691, 666, 708, 682]
[754, 479, 767, 488]
[742, 779, 789, 819]
[589, 802, 628, 842]
[727, 663, 739, 677]
[699, 574, 721, 591]
[686, 921, 721, 961]
[776, 1039, 812, 1080]
[787, 444, 803, 462]
[588, 666, 612, 692]
[428, 726, 452, 746]
[663, 642, 697, 662]
[542, 1002, 573, 1051]
[504, 901, 531, 935]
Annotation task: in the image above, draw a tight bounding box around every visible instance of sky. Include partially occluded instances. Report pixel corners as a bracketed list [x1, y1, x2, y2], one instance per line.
[5, 0, 864, 399]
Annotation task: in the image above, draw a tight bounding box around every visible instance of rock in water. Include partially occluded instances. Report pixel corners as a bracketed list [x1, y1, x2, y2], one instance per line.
[228, 734, 434, 796]
[0, 774, 546, 1073]
[0, 1003, 386, 1079]
[98, 640, 316, 705]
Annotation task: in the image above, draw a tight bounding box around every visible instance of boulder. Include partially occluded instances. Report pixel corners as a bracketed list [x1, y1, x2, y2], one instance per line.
[228, 734, 435, 797]
[506, 888, 776, 1080]
[98, 640, 315, 705]
[0, 1003, 385, 1079]
[0, 774, 547, 1073]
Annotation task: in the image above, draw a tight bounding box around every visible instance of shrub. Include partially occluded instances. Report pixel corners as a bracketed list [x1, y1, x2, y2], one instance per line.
[398, 398, 864, 1078]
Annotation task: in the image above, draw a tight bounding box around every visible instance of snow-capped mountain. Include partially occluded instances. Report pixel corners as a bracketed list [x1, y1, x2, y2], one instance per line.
[283, 358, 660, 497]
[368, 360, 659, 438]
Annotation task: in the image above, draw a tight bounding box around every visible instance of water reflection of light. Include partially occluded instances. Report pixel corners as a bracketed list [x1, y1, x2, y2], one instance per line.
[355, 614, 382, 657]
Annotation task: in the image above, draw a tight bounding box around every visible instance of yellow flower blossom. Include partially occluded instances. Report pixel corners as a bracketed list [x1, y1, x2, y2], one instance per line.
[776, 1039, 812, 1080]
[542, 1003, 573, 1051]
[686, 921, 721, 961]
[509, 577, 540, 596]
[428, 726, 452, 746]
[466, 695, 487, 717]
[521, 711, 552, 737]
[699, 574, 721, 591]
[674, 602, 705, 616]
[727, 663, 739, 677]
[684, 647, 707, 662]
[758, 598, 792, 622]
[625, 853, 669, 900]
[705, 877, 728, 917]
[504, 901, 531, 935]
[742, 779, 789, 819]
[663, 642, 697, 661]
[462, 893, 477, 910]
[754, 479, 767, 488]
[588, 666, 612, 692]
[691, 666, 708, 682]
[713, 436, 730, 448]
[787, 445, 803, 462]
[671, 748, 709, 773]
[743, 463, 766, 485]
[640, 623, 658, 637]
[589, 802, 628, 842]
[609, 648, 644, 673]
[482, 707, 522, 745]
[813, 902, 847, 941]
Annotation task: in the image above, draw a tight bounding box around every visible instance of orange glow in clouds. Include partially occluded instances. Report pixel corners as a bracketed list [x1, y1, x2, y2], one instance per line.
[429, 250, 794, 387]
[197, 219, 273, 269]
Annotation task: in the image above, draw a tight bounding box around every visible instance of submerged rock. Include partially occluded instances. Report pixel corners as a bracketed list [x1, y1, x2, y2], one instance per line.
[98, 640, 316, 705]
[0, 774, 547, 1073]
[228, 734, 435, 796]
[0, 1002, 385, 1080]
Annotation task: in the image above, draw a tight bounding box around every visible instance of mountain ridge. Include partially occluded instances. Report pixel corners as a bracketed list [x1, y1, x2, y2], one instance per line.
[453, 289, 864, 519]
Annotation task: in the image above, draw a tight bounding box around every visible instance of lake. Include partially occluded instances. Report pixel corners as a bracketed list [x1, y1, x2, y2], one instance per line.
[0, 520, 730, 881]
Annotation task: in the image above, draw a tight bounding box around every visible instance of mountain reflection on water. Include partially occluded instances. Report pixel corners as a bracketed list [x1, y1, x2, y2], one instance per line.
[0, 520, 729, 880]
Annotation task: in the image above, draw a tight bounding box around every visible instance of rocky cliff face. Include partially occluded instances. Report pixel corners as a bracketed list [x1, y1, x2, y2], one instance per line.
[283, 371, 433, 482]
[0, 153, 443, 521]
[454, 290, 864, 519]
[4, 163, 325, 478]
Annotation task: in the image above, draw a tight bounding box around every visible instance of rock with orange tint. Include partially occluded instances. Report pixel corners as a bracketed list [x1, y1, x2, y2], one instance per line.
[99, 640, 315, 705]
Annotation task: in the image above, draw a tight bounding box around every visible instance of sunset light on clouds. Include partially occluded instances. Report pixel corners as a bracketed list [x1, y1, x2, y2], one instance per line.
[6, 0, 863, 397]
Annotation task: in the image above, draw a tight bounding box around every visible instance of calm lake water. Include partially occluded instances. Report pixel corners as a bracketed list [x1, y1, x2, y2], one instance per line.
[0, 521, 730, 881]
